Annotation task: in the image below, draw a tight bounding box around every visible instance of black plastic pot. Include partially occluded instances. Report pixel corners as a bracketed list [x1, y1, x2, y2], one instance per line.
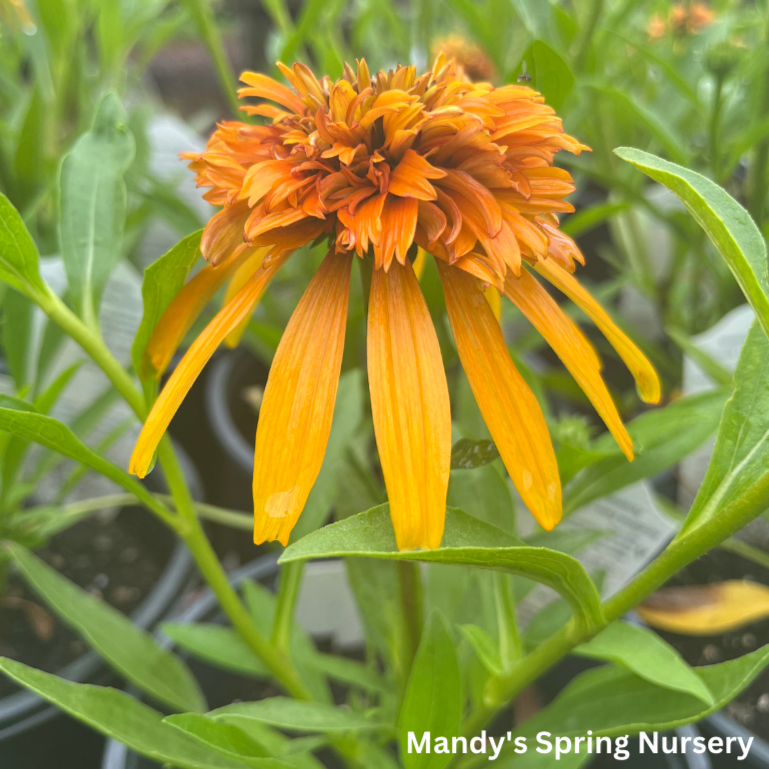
[0, 444, 200, 767]
[101, 555, 280, 769]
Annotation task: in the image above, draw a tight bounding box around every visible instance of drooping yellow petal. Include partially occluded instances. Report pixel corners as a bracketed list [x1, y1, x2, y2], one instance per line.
[535, 258, 661, 404]
[637, 581, 769, 635]
[146, 245, 250, 378]
[368, 258, 451, 550]
[130, 255, 288, 478]
[504, 270, 633, 460]
[412, 247, 428, 280]
[222, 247, 271, 348]
[439, 263, 561, 530]
[253, 252, 353, 546]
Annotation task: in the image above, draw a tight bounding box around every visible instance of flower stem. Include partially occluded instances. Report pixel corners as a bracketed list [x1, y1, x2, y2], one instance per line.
[34, 288, 312, 700]
[272, 560, 305, 653]
[493, 573, 522, 669]
[182, 0, 241, 118]
[709, 74, 724, 180]
[476, 481, 769, 737]
[399, 561, 424, 672]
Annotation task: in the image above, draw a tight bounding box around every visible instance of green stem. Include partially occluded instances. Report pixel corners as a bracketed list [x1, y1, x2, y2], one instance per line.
[708, 75, 724, 181]
[183, 0, 241, 118]
[272, 561, 305, 652]
[35, 289, 311, 700]
[493, 573, 522, 669]
[399, 561, 424, 672]
[480, 482, 769, 722]
[749, 10, 769, 225]
[36, 288, 147, 420]
[156, 438, 312, 700]
[574, 0, 604, 71]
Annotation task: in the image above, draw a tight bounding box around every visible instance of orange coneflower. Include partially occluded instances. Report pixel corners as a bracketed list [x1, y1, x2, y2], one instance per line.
[129, 55, 660, 551]
[430, 35, 496, 82]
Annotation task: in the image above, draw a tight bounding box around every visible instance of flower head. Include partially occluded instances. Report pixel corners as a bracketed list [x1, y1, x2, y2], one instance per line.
[430, 35, 496, 82]
[130, 56, 660, 551]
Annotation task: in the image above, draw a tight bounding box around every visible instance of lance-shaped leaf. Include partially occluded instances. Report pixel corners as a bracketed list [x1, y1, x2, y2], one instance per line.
[164, 714, 277, 768]
[615, 147, 769, 340]
[564, 389, 729, 515]
[59, 92, 135, 323]
[512, 644, 769, 741]
[0, 659, 273, 769]
[574, 620, 714, 705]
[0, 192, 48, 299]
[5, 542, 204, 712]
[682, 322, 769, 535]
[133, 229, 203, 380]
[211, 698, 384, 733]
[0, 406, 159, 514]
[281, 506, 605, 636]
[399, 612, 462, 769]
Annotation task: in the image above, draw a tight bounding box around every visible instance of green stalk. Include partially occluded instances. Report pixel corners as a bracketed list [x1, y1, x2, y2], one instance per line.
[574, 0, 604, 71]
[708, 75, 724, 181]
[183, 0, 241, 118]
[483, 490, 767, 710]
[34, 287, 312, 700]
[272, 561, 305, 652]
[493, 573, 522, 670]
[399, 561, 424, 672]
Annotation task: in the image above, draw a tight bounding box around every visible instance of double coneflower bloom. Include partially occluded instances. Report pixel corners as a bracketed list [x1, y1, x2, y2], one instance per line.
[129, 55, 660, 551]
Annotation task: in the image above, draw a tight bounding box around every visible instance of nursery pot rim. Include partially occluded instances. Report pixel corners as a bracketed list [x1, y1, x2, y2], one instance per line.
[205, 349, 258, 475]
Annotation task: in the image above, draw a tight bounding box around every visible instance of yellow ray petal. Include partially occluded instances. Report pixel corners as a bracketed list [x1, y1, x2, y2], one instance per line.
[368, 258, 451, 550]
[484, 285, 501, 321]
[412, 247, 428, 281]
[439, 263, 561, 530]
[146, 245, 250, 378]
[222, 247, 271, 348]
[130, 255, 288, 478]
[504, 270, 633, 460]
[535, 258, 661, 404]
[253, 252, 353, 546]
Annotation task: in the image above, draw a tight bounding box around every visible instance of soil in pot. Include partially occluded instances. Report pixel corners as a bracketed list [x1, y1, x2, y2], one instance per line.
[0, 503, 180, 769]
[650, 549, 769, 743]
[0, 504, 175, 698]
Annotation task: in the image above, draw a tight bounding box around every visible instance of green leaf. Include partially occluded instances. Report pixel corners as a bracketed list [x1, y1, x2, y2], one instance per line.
[683, 322, 769, 535]
[0, 658, 263, 769]
[132, 229, 202, 380]
[5, 542, 204, 712]
[305, 652, 388, 694]
[458, 624, 503, 676]
[59, 92, 135, 323]
[574, 621, 714, 705]
[282, 506, 604, 636]
[219, 721, 325, 769]
[290, 369, 364, 541]
[164, 714, 283, 768]
[514, 40, 574, 111]
[450, 438, 499, 470]
[399, 612, 462, 769]
[0, 406, 159, 512]
[666, 325, 733, 386]
[3, 288, 32, 390]
[0, 192, 48, 299]
[212, 698, 383, 733]
[161, 623, 268, 678]
[615, 147, 769, 341]
[515, 644, 769, 740]
[560, 202, 631, 239]
[564, 389, 729, 515]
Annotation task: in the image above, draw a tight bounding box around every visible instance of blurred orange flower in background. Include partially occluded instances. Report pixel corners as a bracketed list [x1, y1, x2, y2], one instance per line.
[648, 2, 714, 39]
[129, 56, 660, 551]
[430, 35, 496, 82]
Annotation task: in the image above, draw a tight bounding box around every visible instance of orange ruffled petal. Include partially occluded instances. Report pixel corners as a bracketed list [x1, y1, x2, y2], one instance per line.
[368, 258, 451, 550]
[130, 254, 288, 478]
[439, 263, 561, 530]
[535, 258, 661, 404]
[252, 251, 353, 546]
[504, 270, 633, 461]
[146, 245, 250, 378]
